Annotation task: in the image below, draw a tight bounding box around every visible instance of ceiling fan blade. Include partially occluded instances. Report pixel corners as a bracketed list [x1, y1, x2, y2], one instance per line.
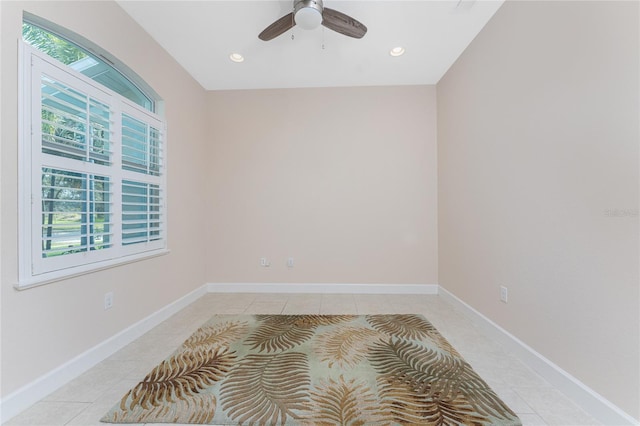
[321, 8, 367, 39]
[259, 12, 296, 41]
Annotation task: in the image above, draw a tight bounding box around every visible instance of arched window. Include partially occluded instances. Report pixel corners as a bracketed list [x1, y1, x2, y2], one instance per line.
[22, 15, 155, 111]
[18, 14, 167, 288]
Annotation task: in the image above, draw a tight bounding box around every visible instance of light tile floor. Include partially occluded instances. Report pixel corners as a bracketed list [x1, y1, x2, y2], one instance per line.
[5, 293, 601, 426]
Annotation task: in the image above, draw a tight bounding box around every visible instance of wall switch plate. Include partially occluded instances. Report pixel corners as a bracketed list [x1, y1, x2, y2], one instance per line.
[260, 257, 270, 267]
[104, 292, 114, 310]
[287, 257, 294, 268]
[500, 286, 508, 303]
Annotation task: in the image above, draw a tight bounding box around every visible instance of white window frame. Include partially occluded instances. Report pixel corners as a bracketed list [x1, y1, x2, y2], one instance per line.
[18, 42, 168, 289]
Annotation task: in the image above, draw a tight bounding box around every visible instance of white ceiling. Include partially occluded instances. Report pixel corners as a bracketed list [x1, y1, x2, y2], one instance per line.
[117, 0, 504, 91]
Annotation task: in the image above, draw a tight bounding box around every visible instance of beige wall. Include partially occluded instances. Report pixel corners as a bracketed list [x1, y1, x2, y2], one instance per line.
[206, 86, 438, 285]
[438, 0, 639, 419]
[0, 1, 208, 397]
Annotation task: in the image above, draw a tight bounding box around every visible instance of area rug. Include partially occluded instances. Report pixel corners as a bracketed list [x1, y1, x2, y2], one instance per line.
[101, 314, 521, 425]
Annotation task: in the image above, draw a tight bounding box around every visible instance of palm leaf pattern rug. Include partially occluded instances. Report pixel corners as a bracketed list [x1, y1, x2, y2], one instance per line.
[101, 314, 521, 425]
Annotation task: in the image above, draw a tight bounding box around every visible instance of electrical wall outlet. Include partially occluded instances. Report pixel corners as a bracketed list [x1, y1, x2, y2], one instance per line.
[260, 257, 270, 267]
[104, 292, 114, 310]
[287, 257, 294, 268]
[500, 286, 508, 303]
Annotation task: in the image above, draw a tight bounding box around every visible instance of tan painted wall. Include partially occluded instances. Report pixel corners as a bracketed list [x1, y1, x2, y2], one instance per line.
[0, 1, 208, 397]
[206, 86, 438, 285]
[437, 1, 639, 418]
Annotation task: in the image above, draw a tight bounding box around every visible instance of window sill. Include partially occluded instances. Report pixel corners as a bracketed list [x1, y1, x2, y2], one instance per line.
[15, 249, 170, 291]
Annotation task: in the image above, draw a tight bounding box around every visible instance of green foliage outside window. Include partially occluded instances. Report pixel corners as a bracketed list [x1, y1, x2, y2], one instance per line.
[22, 22, 87, 66]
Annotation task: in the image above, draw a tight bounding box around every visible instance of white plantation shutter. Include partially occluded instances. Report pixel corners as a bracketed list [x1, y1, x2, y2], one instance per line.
[20, 43, 167, 286]
[122, 180, 163, 246]
[122, 113, 163, 176]
[40, 169, 113, 256]
[120, 103, 165, 254]
[40, 76, 113, 165]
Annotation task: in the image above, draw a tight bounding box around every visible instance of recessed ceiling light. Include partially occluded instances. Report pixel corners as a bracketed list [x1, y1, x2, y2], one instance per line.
[229, 53, 244, 63]
[389, 46, 405, 57]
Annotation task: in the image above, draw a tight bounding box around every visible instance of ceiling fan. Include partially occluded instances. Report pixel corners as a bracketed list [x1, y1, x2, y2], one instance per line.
[258, 0, 367, 41]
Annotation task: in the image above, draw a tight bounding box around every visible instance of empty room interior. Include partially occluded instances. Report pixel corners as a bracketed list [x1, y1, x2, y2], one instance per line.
[0, 0, 638, 425]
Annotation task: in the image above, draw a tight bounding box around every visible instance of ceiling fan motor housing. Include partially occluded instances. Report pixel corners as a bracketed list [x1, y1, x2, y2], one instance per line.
[294, 0, 324, 29]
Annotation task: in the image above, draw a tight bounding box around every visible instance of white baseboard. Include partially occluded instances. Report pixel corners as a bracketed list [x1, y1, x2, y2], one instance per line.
[438, 286, 639, 426]
[207, 282, 439, 294]
[0, 284, 208, 424]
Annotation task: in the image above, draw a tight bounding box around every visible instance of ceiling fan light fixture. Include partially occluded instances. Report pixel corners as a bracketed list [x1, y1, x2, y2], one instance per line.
[294, 0, 323, 30]
[389, 46, 406, 57]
